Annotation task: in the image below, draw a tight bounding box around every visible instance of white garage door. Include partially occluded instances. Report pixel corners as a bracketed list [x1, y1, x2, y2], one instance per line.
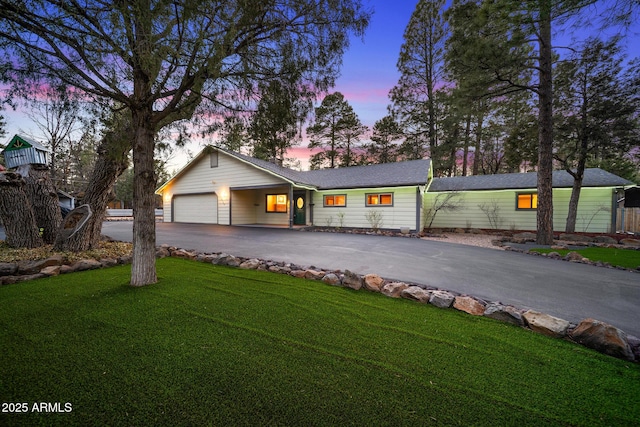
[173, 193, 218, 224]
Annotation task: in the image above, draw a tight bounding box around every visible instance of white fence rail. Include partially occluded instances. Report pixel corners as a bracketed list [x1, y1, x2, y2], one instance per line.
[106, 208, 163, 217]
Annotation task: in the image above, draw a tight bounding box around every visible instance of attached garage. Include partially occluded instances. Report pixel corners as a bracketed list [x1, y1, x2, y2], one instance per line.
[172, 193, 218, 224]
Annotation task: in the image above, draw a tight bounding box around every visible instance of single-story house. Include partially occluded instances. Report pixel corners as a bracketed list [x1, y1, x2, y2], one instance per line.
[156, 146, 431, 231]
[156, 146, 634, 233]
[425, 169, 633, 233]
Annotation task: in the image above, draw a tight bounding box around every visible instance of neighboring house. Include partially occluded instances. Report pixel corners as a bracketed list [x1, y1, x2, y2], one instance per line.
[155, 146, 432, 231]
[425, 169, 633, 233]
[156, 146, 634, 233]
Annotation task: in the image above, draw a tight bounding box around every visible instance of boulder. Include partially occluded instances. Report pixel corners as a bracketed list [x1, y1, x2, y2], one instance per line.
[171, 249, 195, 259]
[289, 270, 306, 278]
[513, 232, 536, 241]
[453, 296, 486, 316]
[71, 259, 103, 272]
[156, 247, 170, 258]
[342, 270, 363, 290]
[620, 238, 640, 247]
[593, 236, 617, 245]
[522, 310, 570, 338]
[212, 254, 240, 267]
[559, 233, 593, 243]
[40, 265, 61, 276]
[100, 258, 118, 268]
[429, 290, 455, 308]
[321, 273, 341, 286]
[304, 269, 325, 280]
[570, 318, 635, 361]
[565, 251, 587, 262]
[381, 282, 409, 298]
[400, 286, 431, 303]
[484, 303, 524, 327]
[363, 274, 384, 292]
[0, 262, 18, 276]
[17, 255, 64, 275]
[239, 259, 261, 270]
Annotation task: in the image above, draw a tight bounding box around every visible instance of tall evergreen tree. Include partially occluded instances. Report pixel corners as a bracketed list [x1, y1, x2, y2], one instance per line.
[554, 37, 640, 232]
[367, 115, 402, 164]
[307, 92, 365, 169]
[390, 0, 448, 163]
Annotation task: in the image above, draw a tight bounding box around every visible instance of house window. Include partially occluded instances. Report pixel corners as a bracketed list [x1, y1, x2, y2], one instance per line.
[210, 151, 218, 168]
[517, 193, 537, 210]
[323, 194, 346, 207]
[266, 194, 288, 213]
[366, 193, 393, 206]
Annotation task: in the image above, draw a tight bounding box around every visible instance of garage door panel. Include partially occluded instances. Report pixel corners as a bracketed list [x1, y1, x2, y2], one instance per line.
[173, 194, 218, 224]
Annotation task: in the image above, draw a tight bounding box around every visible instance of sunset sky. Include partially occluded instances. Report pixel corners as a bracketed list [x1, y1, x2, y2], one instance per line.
[2, 1, 638, 172]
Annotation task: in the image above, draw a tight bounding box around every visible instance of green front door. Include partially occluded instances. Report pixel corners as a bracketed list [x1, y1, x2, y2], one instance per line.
[293, 192, 306, 225]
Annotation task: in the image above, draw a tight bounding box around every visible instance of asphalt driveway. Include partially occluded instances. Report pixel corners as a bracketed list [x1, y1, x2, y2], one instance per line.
[97, 222, 640, 338]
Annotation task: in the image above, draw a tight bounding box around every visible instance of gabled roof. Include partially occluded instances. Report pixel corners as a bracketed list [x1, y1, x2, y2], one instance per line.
[428, 168, 633, 192]
[157, 146, 432, 193]
[3, 134, 50, 153]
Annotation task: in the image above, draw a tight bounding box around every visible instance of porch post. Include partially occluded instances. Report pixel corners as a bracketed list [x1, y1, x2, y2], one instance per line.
[289, 185, 294, 228]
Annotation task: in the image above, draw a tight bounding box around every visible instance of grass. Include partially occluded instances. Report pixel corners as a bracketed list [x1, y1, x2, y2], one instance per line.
[1, 257, 639, 426]
[529, 246, 640, 269]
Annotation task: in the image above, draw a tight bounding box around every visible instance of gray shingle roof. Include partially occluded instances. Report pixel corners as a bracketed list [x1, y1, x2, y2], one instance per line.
[429, 168, 632, 192]
[220, 147, 431, 190]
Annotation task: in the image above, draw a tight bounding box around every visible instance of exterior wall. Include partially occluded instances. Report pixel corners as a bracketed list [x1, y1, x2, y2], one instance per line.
[160, 151, 287, 224]
[312, 186, 420, 231]
[424, 187, 615, 233]
[232, 185, 291, 226]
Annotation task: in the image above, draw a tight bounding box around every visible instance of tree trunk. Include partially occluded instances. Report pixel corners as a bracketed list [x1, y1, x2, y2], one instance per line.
[53, 128, 130, 252]
[130, 108, 158, 286]
[536, 2, 554, 245]
[472, 105, 484, 176]
[0, 172, 43, 248]
[462, 113, 471, 176]
[565, 176, 583, 233]
[21, 164, 62, 244]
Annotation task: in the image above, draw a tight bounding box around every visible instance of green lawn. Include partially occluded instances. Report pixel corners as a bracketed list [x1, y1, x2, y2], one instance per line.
[1, 257, 639, 426]
[530, 246, 640, 269]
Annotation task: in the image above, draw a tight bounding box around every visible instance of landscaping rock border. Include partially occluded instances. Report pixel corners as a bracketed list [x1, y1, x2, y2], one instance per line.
[1, 242, 638, 363]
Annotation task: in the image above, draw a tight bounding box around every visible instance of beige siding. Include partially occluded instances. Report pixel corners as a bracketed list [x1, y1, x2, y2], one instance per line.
[159, 151, 287, 224]
[425, 187, 615, 233]
[312, 186, 419, 230]
[231, 186, 291, 226]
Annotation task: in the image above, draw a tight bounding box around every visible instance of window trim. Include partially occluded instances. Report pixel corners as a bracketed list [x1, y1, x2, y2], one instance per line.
[266, 193, 288, 213]
[323, 194, 347, 207]
[365, 192, 394, 207]
[516, 192, 537, 210]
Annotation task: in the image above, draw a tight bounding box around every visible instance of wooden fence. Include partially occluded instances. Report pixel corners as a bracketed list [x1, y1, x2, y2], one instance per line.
[616, 207, 640, 234]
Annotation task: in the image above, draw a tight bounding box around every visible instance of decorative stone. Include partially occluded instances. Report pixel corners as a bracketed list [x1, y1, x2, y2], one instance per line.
[565, 251, 586, 262]
[429, 290, 455, 308]
[212, 254, 240, 267]
[453, 296, 485, 316]
[100, 258, 118, 267]
[559, 233, 593, 243]
[156, 247, 170, 258]
[71, 259, 102, 272]
[513, 232, 536, 241]
[0, 262, 18, 276]
[484, 303, 524, 327]
[321, 273, 341, 286]
[15, 273, 46, 283]
[570, 318, 635, 361]
[59, 265, 74, 274]
[40, 265, 61, 276]
[17, 255, 64, 275]
[239, 259, 261, 270]
[381, 282, 409, 298]
[342, 270, 363, 290]
[289, 270, 306, 278]
[363, 274, 384, 292]
[400, 286, 431, 303]
[593, 236, 617, 245]
[620, 238, 640, 247]
[304, 269, 325, 280]
[172, 249, 195, 259]
[523, 310, 570, 338]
